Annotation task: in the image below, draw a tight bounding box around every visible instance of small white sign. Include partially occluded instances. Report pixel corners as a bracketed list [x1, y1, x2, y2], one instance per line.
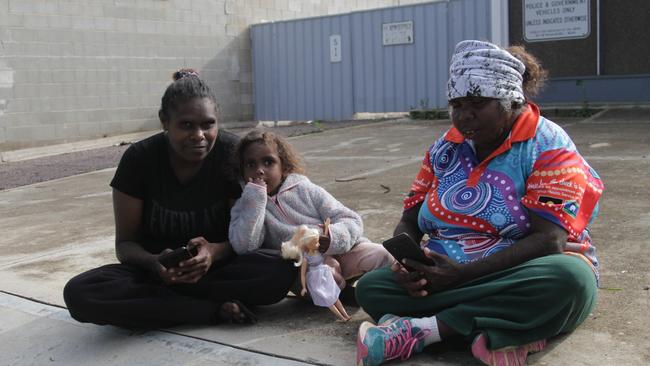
[523, 0, 590, 42]
[382, 21, 413, 46]
[330, 34, 341, 63]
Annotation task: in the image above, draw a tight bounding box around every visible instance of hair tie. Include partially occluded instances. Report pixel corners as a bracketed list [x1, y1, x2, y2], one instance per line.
[173, 68, 200, 81]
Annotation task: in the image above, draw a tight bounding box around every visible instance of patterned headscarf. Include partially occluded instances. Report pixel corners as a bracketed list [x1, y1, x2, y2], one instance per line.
[446, 40, 525, 103]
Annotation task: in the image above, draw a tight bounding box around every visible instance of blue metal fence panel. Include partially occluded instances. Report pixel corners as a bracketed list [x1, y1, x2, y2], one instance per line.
[448, 0, 491, 45]
[350, 1, 451, 113]
[252, 0, 505, 121]
[252, 15, 355, 121]
[538, 75, 650, 104]
[251, 25, 271, 120]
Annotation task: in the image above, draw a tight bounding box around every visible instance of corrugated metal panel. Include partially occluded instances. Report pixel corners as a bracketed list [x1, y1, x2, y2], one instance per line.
[251, 24, 273, 120]
[252, 0, 508, 121]
[252, 15, 355, 121]
[351, 1, 450, 112]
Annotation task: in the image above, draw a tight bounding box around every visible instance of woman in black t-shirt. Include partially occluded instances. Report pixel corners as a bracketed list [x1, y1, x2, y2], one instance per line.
[63, 69, 297, 328]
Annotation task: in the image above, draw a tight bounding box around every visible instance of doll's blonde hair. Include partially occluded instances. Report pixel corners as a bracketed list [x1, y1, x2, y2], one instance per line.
[281, 225, 319, 267]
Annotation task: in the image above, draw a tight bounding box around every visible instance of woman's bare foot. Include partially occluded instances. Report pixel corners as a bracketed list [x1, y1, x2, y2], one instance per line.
[217, 300, 257, 324]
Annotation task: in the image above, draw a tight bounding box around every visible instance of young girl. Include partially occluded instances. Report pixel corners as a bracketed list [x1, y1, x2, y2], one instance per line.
[281, 225, 351, 321]
[229, 130, 393, 290]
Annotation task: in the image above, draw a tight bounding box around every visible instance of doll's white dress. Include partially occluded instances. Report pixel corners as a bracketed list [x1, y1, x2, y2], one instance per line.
[305, 251, 340, 307]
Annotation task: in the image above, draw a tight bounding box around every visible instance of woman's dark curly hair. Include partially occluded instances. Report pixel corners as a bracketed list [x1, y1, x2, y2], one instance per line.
[159, 68, 219, 122]
[506, 45, 548, 99]
[235, 129, 305, 177]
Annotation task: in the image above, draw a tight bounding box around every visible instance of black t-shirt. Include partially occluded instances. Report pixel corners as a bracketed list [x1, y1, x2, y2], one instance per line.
[110, 130, 241, 254]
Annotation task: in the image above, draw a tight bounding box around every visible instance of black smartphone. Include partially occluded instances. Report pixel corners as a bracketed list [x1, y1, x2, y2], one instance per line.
[382, 233, 435, 271]
[158, 246, 198, 269]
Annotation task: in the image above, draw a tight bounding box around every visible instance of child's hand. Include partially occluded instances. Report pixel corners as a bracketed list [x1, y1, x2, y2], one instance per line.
[300, 287, 308, 297]
[247, 177, 266, 186]
[323, 217, 331, 237]
[319, 217, 331, 253]
[318, 235, 330, 253]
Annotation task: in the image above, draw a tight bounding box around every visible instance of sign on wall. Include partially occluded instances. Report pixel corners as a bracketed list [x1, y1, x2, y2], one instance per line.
[330, 34, 341, 62]
[523, 0, 590, 42]
[382, 21, 413, 46]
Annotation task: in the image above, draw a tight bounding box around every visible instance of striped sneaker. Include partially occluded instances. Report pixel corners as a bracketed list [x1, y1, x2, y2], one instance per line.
[356, 316, 429, 366]
[377, 313, 399, 326]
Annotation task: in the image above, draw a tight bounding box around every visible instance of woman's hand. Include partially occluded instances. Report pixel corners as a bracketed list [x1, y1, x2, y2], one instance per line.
[405, 248, 463, 294]
[155, 255, 177, 285]
[391, 261, 429, 297]
[300, 287, 308, 297]
[393, 248, 464, 297]
[159, 237, 230, 284]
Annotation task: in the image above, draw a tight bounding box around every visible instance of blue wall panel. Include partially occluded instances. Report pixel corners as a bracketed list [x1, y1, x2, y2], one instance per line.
[252, 0, 504, 121]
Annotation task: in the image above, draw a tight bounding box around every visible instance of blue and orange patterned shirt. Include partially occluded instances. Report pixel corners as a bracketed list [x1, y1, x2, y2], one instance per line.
[404, 103, 604, 278]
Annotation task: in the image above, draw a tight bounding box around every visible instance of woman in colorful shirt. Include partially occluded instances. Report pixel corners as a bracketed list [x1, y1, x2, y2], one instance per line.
[355, 40, 604, 366]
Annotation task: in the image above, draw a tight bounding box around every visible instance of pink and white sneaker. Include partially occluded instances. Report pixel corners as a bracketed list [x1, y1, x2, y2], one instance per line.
[471, 333, 547, 366]
[356, 315, 430, 366]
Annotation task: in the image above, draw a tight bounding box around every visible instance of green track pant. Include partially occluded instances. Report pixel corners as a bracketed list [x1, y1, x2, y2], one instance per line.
[355, 254, 597, 349]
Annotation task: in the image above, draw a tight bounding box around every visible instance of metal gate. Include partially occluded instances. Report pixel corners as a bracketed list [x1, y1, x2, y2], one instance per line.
[251, 0, 509, 121]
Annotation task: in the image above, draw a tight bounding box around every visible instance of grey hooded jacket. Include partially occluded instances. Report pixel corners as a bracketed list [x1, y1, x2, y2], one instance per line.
[229, 174, 367, 255]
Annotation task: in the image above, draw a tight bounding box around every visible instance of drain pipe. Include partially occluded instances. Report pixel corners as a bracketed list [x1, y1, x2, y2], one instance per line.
[596, 0, 601, 76]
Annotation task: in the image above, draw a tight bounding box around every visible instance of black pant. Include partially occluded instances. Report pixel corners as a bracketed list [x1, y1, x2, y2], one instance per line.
[63, 251, 298, 329]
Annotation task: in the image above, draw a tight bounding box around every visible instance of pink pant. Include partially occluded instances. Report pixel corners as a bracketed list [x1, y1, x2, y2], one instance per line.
[324, 242, 395, 289]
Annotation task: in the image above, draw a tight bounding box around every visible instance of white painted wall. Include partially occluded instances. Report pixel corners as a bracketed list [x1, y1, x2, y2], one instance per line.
[0, 0, 432, 149]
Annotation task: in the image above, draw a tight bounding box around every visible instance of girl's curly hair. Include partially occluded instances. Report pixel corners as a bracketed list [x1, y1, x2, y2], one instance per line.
[235, 129, 305, 177]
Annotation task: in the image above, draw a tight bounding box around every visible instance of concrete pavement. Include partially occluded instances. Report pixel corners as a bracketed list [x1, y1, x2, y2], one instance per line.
[1, 114, 649, 365]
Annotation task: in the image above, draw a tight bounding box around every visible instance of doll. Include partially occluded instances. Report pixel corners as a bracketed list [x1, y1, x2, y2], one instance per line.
[281, 225, 351, 322]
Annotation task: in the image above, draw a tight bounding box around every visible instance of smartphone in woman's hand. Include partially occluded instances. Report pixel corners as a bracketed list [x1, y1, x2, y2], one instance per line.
[158, 246, 198, 269]
[382, 233, 435, 271]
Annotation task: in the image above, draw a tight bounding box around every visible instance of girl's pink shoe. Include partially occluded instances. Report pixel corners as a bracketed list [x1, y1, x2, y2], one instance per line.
[471, 333, 546, 366]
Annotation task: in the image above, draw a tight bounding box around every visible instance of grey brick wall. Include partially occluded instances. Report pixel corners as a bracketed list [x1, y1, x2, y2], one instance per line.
[0, 0, 429, 149]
